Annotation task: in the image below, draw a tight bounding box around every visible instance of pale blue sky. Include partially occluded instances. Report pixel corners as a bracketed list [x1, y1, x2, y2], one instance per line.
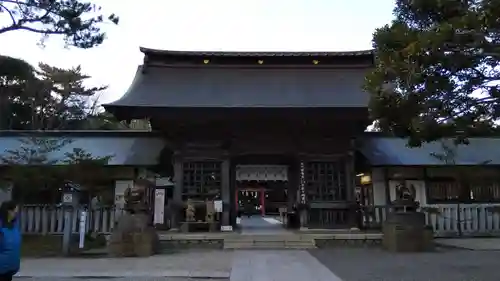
[0, 0, 395, 104]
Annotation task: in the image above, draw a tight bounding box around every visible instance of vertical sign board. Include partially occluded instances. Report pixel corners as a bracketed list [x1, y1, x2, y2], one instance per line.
[214, 200, 223, 213]
[154, 189, 166, 225]
[78, 210, 87, 249]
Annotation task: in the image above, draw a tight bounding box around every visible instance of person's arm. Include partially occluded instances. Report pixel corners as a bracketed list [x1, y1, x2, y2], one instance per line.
[0, 231, 4, 252]
[13, 216, 20, 229]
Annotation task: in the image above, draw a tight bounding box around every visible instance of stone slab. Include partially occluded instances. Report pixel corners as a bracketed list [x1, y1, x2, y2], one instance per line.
[18, 250, 232, 278]
[435, 238, 500, 250]
[310, 248, 500, 281]
[14, 277, 229, 281]
[229, 250, 343, 281]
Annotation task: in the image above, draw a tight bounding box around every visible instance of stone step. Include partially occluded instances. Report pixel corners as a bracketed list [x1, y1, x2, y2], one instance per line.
[223, 238, 316, 249]
[225, 235, 311, 242]
[224, 243, 316, 249]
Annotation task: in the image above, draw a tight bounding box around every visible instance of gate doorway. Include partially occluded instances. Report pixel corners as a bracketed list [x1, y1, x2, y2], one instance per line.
[236, 187, 265, 216]
[234, 164, 289, 233]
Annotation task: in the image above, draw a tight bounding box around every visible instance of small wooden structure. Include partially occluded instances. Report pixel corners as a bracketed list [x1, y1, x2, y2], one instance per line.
[180, 199, 220, 232]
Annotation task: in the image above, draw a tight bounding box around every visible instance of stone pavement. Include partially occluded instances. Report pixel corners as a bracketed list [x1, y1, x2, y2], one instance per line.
[17, 250, 232, 278]
[14, 277, 228, 281]
[229, 250, 343, 281]
[310, 248, 500, 281]
[16, 245, 500, 281]
[435, 237, 500, 250]
[238, 216, 288, 235]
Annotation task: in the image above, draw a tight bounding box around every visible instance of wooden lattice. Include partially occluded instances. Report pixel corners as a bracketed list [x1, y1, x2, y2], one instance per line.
[305, 161, 347, 201]
[182, 161, 222, 200]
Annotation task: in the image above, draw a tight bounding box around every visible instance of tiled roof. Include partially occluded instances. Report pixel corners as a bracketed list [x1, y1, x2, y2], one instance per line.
[140, 47, 373, 58]
[359, 137, 500, 166]
[0, 135, 164, 166]
[104, 66, 370, 108]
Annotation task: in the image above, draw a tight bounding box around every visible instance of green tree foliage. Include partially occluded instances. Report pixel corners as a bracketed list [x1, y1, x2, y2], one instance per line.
[0, 0, 118, 48]
[365, 0, 500, 147]
[1, 137, 70, 193]
[36, 63, 107, 129]
[82, 111, 134, 130]
[0, 56, 34, 130]
[61, 147, 113, 189]
[0, 56, 108, 130]
[0, 136, 113, 200]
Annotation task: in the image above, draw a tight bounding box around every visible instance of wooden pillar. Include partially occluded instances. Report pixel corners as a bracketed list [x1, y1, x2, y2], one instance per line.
[346, 151, 356, 202]
[297, 158, 308, 229]
[384, 168, 391, 204]
[346, 151, 358, 228]
[260, 186, 265, 216]
[221, 157, 231, 229]
[171, 155, 183, 229]
[234, 189, 239, 213]
[287, 164, 297, 211]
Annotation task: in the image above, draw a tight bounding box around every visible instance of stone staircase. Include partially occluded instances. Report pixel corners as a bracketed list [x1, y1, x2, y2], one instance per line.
[223, 234, 316, 249]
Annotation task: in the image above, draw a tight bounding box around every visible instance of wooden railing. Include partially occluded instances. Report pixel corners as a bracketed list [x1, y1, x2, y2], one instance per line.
[20, 203, 500, 237]
[360, 204, 500, 237]
[19, 205, 124, 235]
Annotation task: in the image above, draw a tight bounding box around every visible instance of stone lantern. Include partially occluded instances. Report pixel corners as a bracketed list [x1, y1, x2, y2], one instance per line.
[382, 184, 434, 252]
[108, 178, 159, 257]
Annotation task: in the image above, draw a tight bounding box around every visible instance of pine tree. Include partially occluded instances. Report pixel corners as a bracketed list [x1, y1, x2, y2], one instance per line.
[0, 0, 118, 48]
[365, 0, 500, 147]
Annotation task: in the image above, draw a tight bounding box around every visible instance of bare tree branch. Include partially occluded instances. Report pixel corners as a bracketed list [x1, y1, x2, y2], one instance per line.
[0, 2, 16, 26]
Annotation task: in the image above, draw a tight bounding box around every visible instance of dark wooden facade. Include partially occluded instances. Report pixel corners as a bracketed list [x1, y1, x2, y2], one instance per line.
[105, 48, 373, 229]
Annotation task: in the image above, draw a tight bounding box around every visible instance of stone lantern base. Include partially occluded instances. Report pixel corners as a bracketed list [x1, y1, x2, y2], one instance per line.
[382, 211, 434, 252]
[108, 213, 159, 257]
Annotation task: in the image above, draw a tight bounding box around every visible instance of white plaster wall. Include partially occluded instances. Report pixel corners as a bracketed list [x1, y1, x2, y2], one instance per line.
[114, 180, 134, 209]
[371, 168, 386, 205]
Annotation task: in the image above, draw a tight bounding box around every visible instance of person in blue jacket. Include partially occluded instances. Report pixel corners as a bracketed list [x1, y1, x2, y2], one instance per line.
[0, 201, 21, 281]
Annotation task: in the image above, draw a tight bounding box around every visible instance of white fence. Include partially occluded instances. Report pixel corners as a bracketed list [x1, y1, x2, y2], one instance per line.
[19, 205, 123, 235]
[21, 203, 500, 237]
[364, 204, 500, 237]
[425, 204, 500, 237]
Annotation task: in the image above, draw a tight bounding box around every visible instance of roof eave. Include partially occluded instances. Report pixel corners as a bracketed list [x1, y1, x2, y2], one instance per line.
[139, 47, 374, 59]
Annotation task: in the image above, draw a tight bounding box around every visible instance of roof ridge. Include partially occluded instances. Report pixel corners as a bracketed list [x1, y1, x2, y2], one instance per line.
[139, 47, 374, 57]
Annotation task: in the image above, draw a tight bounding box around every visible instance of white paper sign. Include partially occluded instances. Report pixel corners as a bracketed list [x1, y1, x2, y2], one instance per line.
[154, 189, 166, 224]
[214, 200, 223, 212]
[63, 194, 73, 204]
[78, 211, 87, 249]
[221, 225, 233, 232]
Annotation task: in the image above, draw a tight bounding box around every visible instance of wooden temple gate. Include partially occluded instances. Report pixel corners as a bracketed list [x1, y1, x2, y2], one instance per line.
[103, 47, 373, 230]
[167, 148, 356, 229]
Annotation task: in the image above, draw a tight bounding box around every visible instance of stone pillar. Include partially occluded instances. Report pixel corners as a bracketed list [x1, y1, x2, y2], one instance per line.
[221, 158, 231, 230]
[171, 156, 183, 230]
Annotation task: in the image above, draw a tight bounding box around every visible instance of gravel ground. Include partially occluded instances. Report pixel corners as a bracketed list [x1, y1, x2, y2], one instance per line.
[310, 248, 500, 281]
